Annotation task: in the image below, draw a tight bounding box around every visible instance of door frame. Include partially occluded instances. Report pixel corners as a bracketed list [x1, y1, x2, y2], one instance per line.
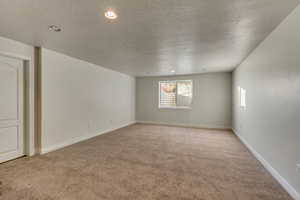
[0, 50, 36, 157]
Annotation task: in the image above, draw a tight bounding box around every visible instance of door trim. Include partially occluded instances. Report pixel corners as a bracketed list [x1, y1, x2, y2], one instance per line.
[0, 50, 36, 157]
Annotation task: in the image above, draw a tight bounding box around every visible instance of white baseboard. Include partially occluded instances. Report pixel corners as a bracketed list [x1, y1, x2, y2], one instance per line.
[233, 129, 300, 200]
[136, 121, 232, 131]
[41, 121, 136, 154]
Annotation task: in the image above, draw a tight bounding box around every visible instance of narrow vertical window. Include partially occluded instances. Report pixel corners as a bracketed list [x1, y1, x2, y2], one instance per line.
[240, 87, 246, 108]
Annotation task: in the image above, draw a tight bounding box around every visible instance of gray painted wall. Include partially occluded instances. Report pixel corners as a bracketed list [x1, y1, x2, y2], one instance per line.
[136, 73, 232, 129]
[233, 5, 300, 197]
[41, 48, 135, 153]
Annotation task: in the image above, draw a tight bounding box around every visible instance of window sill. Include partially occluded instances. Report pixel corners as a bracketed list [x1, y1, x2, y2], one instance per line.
[159, 106, 192, 110]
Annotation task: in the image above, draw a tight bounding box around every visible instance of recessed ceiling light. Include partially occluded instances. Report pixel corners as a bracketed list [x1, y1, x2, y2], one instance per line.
[171, 70, 176, 73]
[48, 25, 61, 32]
[105, 9, 118, 19]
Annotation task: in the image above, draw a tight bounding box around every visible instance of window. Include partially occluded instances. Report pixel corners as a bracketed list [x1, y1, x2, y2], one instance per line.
[239, 87, 246, 108]
[159, 80, 192, 108]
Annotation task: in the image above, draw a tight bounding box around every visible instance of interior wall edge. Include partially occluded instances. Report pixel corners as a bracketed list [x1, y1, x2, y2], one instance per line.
[34, 46, 42, 154]
[41, 121, 136, 154]
[232, 129, 300, 200]
[232, 3, 300, 195]
[136, 73, 232, 128]
[136, 121, 232, 131]
[39, 48, 136, 152]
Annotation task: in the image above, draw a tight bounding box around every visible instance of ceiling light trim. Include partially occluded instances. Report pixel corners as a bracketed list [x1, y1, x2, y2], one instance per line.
[104, 9, 118, 19]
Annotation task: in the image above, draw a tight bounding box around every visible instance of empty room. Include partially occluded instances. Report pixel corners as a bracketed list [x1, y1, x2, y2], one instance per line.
[0, 0, 299, 199]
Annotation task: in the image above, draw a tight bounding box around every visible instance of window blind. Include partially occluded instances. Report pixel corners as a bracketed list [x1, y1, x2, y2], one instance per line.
[159, 80, 192, 108]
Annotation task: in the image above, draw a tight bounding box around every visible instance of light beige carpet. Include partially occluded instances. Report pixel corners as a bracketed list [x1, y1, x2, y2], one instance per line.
[0, 124, 292, 200]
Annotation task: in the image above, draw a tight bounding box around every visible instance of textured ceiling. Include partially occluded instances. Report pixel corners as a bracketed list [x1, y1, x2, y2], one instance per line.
[0, 0, 299, 76]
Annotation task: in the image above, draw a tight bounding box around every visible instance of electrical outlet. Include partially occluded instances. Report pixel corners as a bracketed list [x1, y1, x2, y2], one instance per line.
[297, 164, 300, 174]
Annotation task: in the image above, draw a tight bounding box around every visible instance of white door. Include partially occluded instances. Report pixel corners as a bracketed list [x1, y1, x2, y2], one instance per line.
[0, 55, 24, 163]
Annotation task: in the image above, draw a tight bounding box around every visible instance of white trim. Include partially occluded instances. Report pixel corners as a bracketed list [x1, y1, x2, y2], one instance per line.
[137, 121, 231, 130]
[0, 52, 35, 157]
[0, 36, 35, 157]
[233, 129, 300, 200]
[41, 121, 136, 154]
[158, 80, 193, 109]
[0, 51, 31, 61]
[158, 106, 192, 110]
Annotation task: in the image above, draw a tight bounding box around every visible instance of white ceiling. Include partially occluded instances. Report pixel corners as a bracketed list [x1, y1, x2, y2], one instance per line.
[0, 0, 299, 77]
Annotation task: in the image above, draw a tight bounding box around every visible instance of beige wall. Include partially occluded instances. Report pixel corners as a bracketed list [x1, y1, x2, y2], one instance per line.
[41, 48, 135, 153]
[136, 73, 232, 129]
[233, 5, 300, 199]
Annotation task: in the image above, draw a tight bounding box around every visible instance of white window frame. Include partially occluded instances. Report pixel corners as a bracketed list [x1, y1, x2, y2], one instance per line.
[158, 80, 193, 109]
[238, 86, 246, 109]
